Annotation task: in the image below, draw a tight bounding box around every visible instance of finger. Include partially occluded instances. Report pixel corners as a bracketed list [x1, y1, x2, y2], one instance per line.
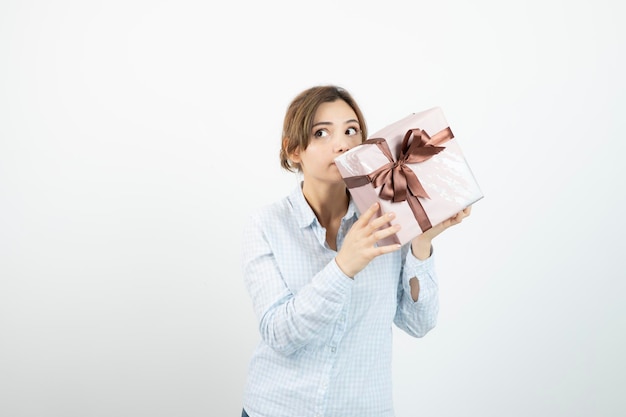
[368, 211, 396, 229]
[371, 222, 401, 242]
[456, 206, 471, 221]
[373, 241, 402, 255]
[451, 209, 467, 222]
[357, 202, 381, 225]
[448, 207, 470, 225]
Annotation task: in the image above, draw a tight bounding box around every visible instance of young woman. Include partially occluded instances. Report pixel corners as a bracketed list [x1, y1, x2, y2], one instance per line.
[240, 85, 471, 417]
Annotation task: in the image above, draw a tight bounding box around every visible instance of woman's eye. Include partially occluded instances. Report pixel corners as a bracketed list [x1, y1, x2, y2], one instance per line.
[314, 129, 329, 138]
[346, 127, 359, 136]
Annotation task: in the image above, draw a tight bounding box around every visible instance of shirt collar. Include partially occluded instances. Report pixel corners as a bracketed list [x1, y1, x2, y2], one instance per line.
[288, 182, 358, 229]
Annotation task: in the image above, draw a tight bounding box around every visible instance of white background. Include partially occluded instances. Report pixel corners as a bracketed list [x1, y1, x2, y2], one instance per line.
[1, 0, 624, 416]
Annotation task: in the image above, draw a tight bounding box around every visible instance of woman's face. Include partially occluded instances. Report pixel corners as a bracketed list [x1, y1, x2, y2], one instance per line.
[292, 99, 362, 184]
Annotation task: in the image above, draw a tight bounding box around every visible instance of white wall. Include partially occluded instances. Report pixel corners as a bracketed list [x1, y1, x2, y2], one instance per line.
[1, 1, 624, 416]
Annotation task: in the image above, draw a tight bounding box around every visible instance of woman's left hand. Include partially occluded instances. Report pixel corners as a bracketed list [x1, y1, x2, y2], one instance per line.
[411, 205, 472, 259]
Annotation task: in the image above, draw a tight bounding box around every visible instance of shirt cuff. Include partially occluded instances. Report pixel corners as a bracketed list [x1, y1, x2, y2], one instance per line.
[403, 246, 437, 303]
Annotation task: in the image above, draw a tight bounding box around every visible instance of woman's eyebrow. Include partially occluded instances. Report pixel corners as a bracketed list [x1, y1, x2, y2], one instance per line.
[312, 121, 332, 128]
[312, 119, 359, 128]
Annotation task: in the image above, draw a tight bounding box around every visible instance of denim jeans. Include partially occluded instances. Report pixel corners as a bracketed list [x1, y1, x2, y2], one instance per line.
[241, 409, 249, 417]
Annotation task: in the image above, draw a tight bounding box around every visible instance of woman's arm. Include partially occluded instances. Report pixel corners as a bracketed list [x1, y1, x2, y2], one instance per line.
[409, 206, 473, 300]
[241, 214, 353, 357]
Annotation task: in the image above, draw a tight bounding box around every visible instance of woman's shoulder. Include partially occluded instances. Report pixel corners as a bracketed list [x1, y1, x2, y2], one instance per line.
[246, 188, 299, 222]
[246, 185, 312, 229]
[248, 196, 290, 219]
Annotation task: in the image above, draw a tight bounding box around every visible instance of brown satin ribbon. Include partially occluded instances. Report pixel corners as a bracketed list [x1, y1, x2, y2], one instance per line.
[343, 126, 454, 232]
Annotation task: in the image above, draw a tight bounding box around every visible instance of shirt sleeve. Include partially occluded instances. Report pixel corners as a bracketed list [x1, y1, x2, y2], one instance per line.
[393, 245, 439, 337]
[241, 213, 354, 356]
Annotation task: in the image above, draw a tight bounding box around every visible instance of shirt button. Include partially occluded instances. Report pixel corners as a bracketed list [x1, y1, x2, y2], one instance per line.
[331, 347, 336, 353]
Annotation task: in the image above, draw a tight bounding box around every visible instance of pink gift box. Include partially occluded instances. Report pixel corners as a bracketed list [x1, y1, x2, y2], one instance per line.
[334, 107, 483, 246]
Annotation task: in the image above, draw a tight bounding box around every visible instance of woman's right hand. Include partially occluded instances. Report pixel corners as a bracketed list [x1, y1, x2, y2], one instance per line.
[335, 202, 402, 278]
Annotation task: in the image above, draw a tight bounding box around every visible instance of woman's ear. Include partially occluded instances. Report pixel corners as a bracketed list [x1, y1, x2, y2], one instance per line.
[289, 149, 301, 164]
[284, 139, 301, 164]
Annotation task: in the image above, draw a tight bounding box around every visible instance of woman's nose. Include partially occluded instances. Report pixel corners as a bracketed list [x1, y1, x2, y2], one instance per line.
[336, 143, 350, 153]
[335, 135, 353, 153]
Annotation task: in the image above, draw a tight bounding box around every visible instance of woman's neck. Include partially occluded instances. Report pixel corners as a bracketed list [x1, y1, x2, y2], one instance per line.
[301, 181, 349, 229]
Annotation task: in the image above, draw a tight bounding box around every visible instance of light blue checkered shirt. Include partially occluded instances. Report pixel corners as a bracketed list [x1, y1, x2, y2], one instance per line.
[241, 184, 439, 417]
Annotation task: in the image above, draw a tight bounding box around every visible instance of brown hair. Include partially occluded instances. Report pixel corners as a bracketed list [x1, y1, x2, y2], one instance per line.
[279, 85, 368, 172]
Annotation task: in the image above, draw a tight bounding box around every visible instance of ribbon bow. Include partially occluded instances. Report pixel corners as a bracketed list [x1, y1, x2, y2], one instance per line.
[343, 126, 454, 232]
